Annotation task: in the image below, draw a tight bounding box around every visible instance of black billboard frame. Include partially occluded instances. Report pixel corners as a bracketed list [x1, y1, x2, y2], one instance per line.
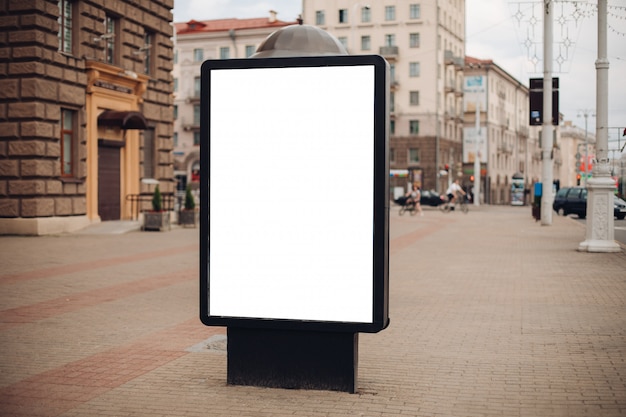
[199, 55, 390, 335]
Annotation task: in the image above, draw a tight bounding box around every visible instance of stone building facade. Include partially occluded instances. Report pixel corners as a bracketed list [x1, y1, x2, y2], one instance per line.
[0, 0, 174, 235]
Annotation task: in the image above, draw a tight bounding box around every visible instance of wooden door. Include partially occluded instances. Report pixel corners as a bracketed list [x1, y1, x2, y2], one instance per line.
[98, 140, 122, 221]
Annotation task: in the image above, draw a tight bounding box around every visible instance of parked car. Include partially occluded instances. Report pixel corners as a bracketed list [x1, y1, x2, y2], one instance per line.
[616, 196, 626, 219]
[553, 186, 626, 219]
[420, 189, 446, 207]
[394, 189, 445, 208]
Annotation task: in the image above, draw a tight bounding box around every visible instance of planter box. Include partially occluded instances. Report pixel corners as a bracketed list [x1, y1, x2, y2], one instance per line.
[143, 211, 171, 231]
[178, 210, 198, 227]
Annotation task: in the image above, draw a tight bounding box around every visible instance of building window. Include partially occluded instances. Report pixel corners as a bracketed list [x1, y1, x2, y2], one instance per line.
[390, 119, 395, 135]
[390, 148, 395, 163]
[61, 109, 76, 176]
[143, 31, 153, 75]
[173, 132, 178, 147]
[338, 36, 348, 49]
[173, 78, 178, 92]
[390, 92, 395, 113]
[410, 121, 420, 135]
[389, 64, 396, 83]
[361, 35, 371, 50]
[104, 15, 118, 65]
[385, 6, 396, 21]
[193, 105, 200, 126]
[174, 49, 178, 64]
[410, 91, 419, 106]
[361, 7, 371, 22]
[410, 4, 421, 19]
[410, 33, 420, 48]
[194, 48, 203, 62]
[58, 0, 73, 53]
[409, 62, 420, 77]
[219, 47, 229, 59]
[193, 131, 200, 146]
[194, 77, 200, 97]
[316, 10, 325, 25]
[173, 105, 178, 120]
[385, 34, 396, 47]
[143, 129, 155, 179]
[339, 9, 348, 23]
[408, 147, 420, 163]
[245, 45, 256, 57]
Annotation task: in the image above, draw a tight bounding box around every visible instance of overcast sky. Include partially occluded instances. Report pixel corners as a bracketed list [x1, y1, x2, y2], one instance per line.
[172, 0, 626, 153]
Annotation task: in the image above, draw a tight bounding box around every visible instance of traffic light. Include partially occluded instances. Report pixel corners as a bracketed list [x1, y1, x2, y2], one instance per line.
[470, 175, 475, 182]
[576, 174, 581, 186]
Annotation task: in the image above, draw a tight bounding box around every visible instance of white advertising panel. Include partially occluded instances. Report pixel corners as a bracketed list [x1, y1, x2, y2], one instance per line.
[463, 75, 487, 113]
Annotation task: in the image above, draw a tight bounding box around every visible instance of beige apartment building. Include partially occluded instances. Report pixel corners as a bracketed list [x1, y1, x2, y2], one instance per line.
[0, 0, 174, 235]
[559, 120, 596, 188]
[464, 56, 549, 205]
[172, 11, 297, 191]
[302, 0, 465, 194]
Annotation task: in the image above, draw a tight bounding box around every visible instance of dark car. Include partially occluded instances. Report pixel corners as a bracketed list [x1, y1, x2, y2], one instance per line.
[394, 189, 445, 208]
[553, 187, 626, 219]
[420, 189, 446, 206]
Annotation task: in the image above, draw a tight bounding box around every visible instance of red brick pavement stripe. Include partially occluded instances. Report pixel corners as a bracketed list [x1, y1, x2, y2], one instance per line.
[0, 220, 438, 329]
[0, 244, 197, 285]
[0, 267, 196, 330]
[390, 217, 450, 254]
[0, 318, 224, 417]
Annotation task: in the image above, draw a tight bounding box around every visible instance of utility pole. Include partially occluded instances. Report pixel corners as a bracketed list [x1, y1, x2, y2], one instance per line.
[577, 110, 594, 187]
[579, 0, 620, 252]
[474, 101, 481, 206]
[540, 0, 554, 225]
[435, 0, 441, 194]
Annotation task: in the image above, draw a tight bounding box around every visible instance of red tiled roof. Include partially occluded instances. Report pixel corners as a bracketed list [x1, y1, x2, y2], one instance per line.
[175, 17, 297, 35]
[465, 56, 493, 66]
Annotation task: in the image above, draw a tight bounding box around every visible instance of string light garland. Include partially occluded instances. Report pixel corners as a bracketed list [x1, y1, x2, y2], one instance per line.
[509, 1, 625, 72]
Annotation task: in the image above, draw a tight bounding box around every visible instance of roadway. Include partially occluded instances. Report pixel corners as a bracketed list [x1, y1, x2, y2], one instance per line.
[572, 216, 626, 245]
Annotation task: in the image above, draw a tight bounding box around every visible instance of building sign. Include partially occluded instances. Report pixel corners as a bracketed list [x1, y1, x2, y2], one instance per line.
[200, 55, 390, 333]
[463, 126, 488, 164]
[463, 75, 486, 113]
[93, 80, 133, 94]
[463, 75, 488, 164]
[529, 78, 559, 126]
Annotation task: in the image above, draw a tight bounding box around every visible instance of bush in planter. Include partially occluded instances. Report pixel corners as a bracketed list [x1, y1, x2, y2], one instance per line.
[184, 184, 195, 210]
[179, 184, 198, 226]
[152, 184, 163, 212]
[144, 184, 170, 231]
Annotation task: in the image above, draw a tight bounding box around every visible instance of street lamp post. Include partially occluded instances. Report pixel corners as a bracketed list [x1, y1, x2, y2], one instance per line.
[578, 0, 620, 252]
[540, 0, 554, 226]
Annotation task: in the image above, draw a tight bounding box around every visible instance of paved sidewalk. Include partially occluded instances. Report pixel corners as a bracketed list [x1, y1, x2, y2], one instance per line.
[0, 206, 625, 416]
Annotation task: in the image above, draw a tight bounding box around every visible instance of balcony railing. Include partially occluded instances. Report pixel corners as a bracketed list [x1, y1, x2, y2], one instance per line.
[379, 46, 399, 60]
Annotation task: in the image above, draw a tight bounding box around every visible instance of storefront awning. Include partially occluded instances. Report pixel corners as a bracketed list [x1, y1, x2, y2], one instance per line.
[98, 110, 148, 130]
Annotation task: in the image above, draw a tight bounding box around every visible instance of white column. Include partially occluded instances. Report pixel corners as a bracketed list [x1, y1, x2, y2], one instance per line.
[579, 0, 620, 252]
[540, 0, 554, 225]
[474, 101, 481, 206]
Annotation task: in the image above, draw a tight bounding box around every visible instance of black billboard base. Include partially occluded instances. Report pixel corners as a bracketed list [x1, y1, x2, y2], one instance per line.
[227, 327, 358, 393]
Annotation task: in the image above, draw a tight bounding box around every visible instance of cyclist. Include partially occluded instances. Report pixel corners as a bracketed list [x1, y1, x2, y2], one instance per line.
[404, 185, 423, 216]
[445, 179, 466, 207]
